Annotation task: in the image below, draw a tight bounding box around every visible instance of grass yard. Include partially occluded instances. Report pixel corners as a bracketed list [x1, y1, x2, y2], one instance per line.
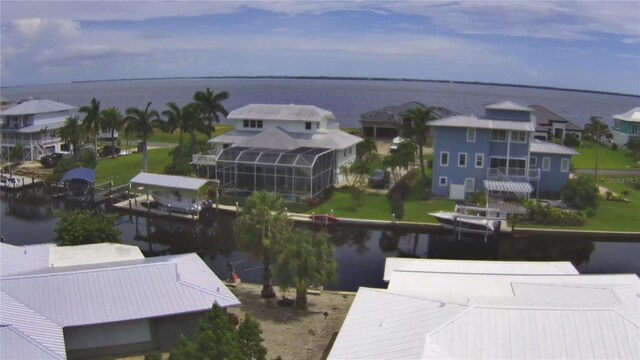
[305, 190, 393, 221]
[95, 148, 172, 186]
[147, 125, 233, 144]
[572, 141, 639, 170]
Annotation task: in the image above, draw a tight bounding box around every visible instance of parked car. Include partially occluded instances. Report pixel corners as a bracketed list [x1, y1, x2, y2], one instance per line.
[369, 169, 390, 188]
[389, 136, 406, 153]
[98, 145, 121, 157]
[40, 153, 64, 168]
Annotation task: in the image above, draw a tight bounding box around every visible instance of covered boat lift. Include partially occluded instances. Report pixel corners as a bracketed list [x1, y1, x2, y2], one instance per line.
[61, 167, 96, 202]
[128, 172, 219, 217]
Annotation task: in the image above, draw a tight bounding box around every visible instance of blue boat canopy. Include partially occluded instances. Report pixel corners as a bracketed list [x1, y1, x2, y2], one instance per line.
[61, 167, 96, 183]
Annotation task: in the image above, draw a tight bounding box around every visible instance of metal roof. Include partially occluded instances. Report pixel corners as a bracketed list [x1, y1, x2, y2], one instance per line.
[483, 180, 533, 193]
[614, 107, 640, 123]
[484, 101, 533, 112]
[211, 127, 362, 150]
[330, 260, 640, 360]
[130, 172, 217, 192]
[0, 326, 62, 360]
[228, 104, 335, 122]
[429, 115, 535, 131]
[383, 258, 578, 282]
[61, 167, 96, 183]
[1, 243, 53, 277]
[0, 99, 76, 116]
[530, 139, 579, 155]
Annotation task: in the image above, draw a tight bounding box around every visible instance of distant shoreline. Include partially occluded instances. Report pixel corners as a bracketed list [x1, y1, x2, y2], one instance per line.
[62, 75, 640, 98]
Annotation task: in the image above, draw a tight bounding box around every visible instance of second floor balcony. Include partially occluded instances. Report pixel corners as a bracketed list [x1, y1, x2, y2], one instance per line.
[192, 150, 218, 165]
[487, 167, 540, 181]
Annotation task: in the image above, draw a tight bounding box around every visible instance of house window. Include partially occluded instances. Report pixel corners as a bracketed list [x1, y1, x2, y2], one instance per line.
[439, 176, 448, 186]
[344, 149, 347, 157]
[316, 123, 320, 129]
[458, 153, 467, 167]
[530, 157, 537, 167]
[491, 130, 507, 142]
[467, 128, 476, 142]
[250, 120, 257, 128]
[257, 120, 263, 128]
[306, 122, 312, 130]
[561, 158, 570, 172]
[632, 124, 639, 135]
[542, 157, 551, 171]
[511, 131, 527, 143]
[475, 154, 484, 168]
[464, 178, 475, 193]
[243, 120, 249, 128]
[440, 151, 449, 166]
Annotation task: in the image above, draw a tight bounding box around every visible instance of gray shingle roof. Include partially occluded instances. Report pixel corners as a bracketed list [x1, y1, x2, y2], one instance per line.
[530, 139, 579, 155]
[614, 107, 640, 123]
[484, 101, 533, 112]
[1, 99, 76, 116]
[429, 115, 536, 131]
[211, 127, 362, 150]
[529, 104, 583, 132]
[360, 102, 458, 124]
[228, 104, 335, 122]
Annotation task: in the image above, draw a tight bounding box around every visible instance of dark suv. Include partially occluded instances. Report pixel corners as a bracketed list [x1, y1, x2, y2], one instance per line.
[40, 153, 64, 168]
[98, 145, 121, 157]
[368, 169, 390, 189]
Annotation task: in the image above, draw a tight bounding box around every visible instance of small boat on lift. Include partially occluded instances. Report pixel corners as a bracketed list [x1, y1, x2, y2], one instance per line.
[151, 190, 201, 214]
[429, 205, 502, 236]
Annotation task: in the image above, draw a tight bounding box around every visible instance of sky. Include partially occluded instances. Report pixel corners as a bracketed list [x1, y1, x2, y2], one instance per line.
[1, 1, 639, 94]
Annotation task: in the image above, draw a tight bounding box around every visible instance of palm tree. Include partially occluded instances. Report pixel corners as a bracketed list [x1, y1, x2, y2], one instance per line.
[274, 228, 337, 309]
[193, 87, 229, 138]
[233, 191, 293, 298]
[162, 102, 207, 161]
[584, 116, 611, 179]
[59, 115, 83, 160]
[99, 107, 124, 158]
[80, 98, 101, 155]
[124, 102, 161, 171]
[404, 106, 436, 185]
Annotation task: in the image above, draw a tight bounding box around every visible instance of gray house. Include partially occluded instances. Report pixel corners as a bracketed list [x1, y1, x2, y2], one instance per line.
[0, 243, 240, 359]
[360, 101, 458, 139]
[529, 104, 582, 142]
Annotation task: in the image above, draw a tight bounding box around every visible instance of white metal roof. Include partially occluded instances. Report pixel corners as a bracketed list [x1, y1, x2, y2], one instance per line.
[430, 115, 536, 131]
[129, 172, 217, 192]
[236, 127, 301, 150]
[330, 260, 640, 360]
[211, 127, 362, 150]
[383, 258, 578, 282]
[530, 139, 579, 155]
[483, 180, 533, 193]
[228, 104, 335, 122]
[484, 101, 534, 112]
[613, 107, 640, 123]
[0, 99, 76, 116]
[49, 243, 144, 268]
[1, 243, 53, 277]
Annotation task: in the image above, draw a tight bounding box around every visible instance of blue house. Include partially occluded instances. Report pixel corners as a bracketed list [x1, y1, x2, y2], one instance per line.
[612, 107, 640, 148]
[430, 101, 578, 200]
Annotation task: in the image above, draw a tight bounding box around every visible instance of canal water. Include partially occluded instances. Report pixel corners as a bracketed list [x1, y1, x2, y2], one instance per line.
[2, 188, 639, 291]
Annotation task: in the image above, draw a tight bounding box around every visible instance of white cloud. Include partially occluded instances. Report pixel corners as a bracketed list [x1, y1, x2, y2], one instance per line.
[620, 37, 640, 44]
[12, 18, 80, 38]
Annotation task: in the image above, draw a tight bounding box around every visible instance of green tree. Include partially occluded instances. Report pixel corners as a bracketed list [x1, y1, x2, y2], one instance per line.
[9, 144, 26, 165]
[561, 176, 599, 210]
[100, 107, 125, 158]
[356, 138, 378, 160]
[59, 115, 84, 160]
[125, 102, 161, 171]
[193, 87, 229, 138]
[274, 229, 337, 309]
[162, 102, 209, 161]
[382, 141, 417, 183]
[404, 107, 436, 186]
[169, 305, 266, 360]
[584, 116, 612, 179]
[54, 210, 122, 246]
[80, 98, 101, 155]
[233, 191, 293, 298]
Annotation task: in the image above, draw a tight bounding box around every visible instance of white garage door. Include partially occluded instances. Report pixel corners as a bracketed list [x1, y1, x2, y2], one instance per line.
[449, 184, 465, 200]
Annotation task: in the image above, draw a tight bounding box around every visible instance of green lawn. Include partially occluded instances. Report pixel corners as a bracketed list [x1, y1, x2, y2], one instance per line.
[95, 148, 172, 186]
[147, 125, 233, 144]
[305, 190, 393, 221]
[572, 141, 639, 170]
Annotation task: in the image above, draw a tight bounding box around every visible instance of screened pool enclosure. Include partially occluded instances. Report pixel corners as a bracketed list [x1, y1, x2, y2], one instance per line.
[216, 146, 335, 201]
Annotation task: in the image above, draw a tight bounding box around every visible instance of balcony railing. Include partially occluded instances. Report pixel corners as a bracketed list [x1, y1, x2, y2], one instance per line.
[487, 167, 540, 181]
[0, 137, 62, 146]
[192, 152, 217, 165]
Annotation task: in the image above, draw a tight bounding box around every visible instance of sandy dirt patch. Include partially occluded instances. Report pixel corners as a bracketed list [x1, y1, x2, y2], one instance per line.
[229, 283, 355, 360]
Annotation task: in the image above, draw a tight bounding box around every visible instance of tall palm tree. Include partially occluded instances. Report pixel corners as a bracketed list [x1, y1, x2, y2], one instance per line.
[59, 116, 83, 160]
[80, 98, 101, 155]
[124, 102, 161, 171]
[99, 107, 124, 158]
[274, 228, 337, 309]
[193, 87, 229, 138]
[233, 191, 293, 298]
[584, 116, 611, 179]
[162, 102, 208, 161]
[404, 106, 436, 185]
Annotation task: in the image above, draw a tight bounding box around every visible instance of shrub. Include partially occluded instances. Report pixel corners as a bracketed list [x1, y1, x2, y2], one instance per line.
[561, 177, 599, 210]
[525, 203, 586, 225]
[611, 143, 618, 150]
[54, 210, 122, 246]
[467, 192, 487, 206]
[80, 150, 97, 169]
[164, 159, 193, 175]
[389, 192, 404, 220]
[563, 134, 581, 148]
[47, 157, 78, 182]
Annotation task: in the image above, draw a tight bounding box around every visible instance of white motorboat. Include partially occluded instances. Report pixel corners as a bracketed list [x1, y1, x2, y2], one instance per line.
[429, 205, 502, 236]
[151, 190, 201, 214]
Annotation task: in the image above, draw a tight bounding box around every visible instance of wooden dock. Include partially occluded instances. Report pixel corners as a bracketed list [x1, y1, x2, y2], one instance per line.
[111, 195, 201, 221]
[0, 175, 43, 191]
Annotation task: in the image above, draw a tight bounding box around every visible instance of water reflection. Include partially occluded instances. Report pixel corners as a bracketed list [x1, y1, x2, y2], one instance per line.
[1, 192, 639, 291]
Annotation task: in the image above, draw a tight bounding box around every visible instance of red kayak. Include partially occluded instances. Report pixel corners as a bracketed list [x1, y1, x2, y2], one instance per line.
[309, 214, 340, 224]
